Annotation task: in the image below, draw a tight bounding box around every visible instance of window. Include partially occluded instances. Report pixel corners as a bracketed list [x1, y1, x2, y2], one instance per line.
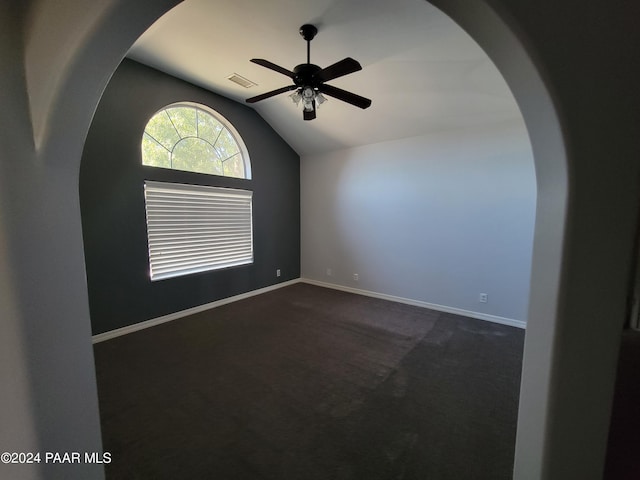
[141, 103, 251, 179]
[141, 102, 253, 281]
[144, 181, 253, 281]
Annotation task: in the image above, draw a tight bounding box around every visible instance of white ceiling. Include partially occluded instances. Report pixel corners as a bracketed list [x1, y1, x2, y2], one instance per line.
[128, 0, 522, 156]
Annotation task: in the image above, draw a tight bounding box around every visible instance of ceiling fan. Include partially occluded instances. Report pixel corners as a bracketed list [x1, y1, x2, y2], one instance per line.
[246, 24, 372, 120]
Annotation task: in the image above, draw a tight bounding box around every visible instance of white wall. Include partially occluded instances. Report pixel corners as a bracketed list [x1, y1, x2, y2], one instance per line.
[0, 1, 180, 479]
[2, 5, 105, 477]
[301, 120, 535, 324]
[0, 6, 41, 479]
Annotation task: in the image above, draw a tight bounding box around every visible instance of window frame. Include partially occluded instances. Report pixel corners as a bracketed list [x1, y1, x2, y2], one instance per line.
[141, 102, 254, 282]
[141, 101, 252, 180]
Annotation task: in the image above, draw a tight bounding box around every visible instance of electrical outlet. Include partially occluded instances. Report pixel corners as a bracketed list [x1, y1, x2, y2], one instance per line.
[353, 273, 359, 281]
[479, 293, 488, 303]
[276, 269, 281, 277]
[326, 268, 332, 276]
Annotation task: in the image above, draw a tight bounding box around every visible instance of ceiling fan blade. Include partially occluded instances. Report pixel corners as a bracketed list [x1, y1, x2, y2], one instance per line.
[315, 57, 362, 83]
[318, 84, 372, 109]
[246, 85, 297, 104]
[250, 59, 295, 78]
[303, 102, 316, 121]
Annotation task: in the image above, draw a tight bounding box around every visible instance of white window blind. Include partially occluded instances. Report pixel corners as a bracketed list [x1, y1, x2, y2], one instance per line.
[144, 181, 253, 281]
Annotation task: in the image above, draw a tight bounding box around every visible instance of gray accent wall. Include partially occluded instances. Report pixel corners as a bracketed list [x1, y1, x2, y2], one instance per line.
[301, 121, 535, 323]
[80, 59, 300, 335]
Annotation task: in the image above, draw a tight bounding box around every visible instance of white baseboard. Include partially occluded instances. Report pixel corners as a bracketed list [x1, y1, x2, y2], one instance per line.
[92, 279, 302, 344]
[300, 278, 526, 329]
[93, 277, 525, 343]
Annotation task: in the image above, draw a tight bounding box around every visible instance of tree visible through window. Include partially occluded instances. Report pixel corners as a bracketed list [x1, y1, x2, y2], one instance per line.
[141, 103, 250, 179]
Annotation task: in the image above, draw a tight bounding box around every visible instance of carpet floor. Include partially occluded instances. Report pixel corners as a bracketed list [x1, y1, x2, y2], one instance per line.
[93, 283, 524, 479]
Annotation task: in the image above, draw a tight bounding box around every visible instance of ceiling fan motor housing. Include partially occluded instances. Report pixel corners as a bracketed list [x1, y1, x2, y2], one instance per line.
[293, 64, 322, 88]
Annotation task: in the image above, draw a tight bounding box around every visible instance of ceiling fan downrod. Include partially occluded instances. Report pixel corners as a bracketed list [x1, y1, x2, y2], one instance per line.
[299, 24, 318, 65]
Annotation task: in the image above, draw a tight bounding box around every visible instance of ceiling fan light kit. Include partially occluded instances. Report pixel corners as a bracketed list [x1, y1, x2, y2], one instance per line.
[246, 24, 372, 120]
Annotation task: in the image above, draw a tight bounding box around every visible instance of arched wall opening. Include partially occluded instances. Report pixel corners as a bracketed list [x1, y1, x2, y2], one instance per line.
[15, 0, 638, 478]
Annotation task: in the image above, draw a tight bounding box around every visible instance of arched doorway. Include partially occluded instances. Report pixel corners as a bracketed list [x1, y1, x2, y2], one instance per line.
[14, 0, 637, 478]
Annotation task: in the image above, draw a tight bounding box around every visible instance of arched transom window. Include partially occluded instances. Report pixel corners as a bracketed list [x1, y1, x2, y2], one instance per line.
[141, 103, 251, 179]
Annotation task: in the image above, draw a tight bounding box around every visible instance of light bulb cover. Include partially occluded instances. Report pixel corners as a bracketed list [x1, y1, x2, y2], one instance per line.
[302, 99, 314, 112]
[315, 92, 327, 106]
[289, 91, 302, 105]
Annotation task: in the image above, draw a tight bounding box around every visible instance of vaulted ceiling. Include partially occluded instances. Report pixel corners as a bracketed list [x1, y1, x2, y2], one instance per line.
[128, 0, 523, 156]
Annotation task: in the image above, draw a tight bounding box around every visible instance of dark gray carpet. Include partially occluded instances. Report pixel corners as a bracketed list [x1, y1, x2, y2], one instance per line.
[93, 283, 524, 479]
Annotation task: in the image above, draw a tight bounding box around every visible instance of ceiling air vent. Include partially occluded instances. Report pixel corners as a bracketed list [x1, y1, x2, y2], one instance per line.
[227, 73, 257, 89]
